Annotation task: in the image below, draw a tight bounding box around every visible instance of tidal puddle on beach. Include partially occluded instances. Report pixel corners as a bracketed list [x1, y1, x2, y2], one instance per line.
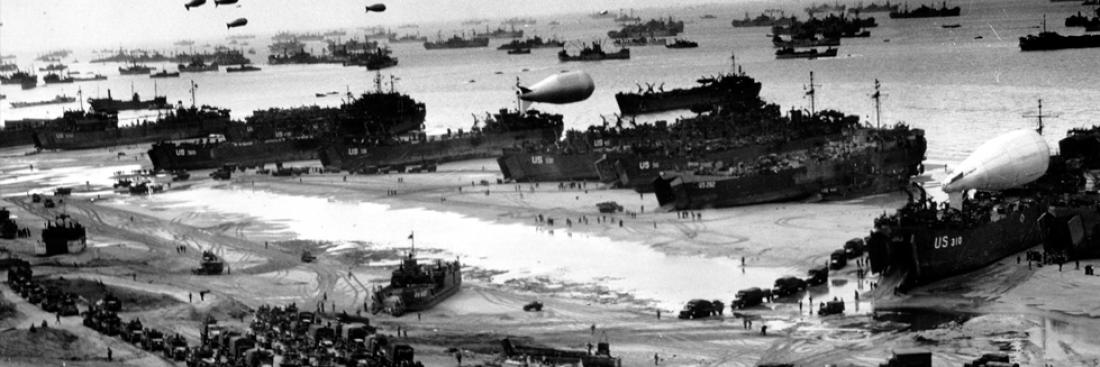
[143, 187, 801, 309]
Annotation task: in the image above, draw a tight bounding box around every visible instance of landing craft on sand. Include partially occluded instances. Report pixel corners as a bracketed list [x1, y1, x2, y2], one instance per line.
[517, 71, 595, 105]
[227, 18, 248, 29]
[868, 110, 1100, 289]
[370, 252, 461, 316]
[214, 0, 237, 6]
[184, 0, 206, 10]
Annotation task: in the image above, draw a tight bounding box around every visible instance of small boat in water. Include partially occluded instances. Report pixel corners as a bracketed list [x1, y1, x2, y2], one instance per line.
[150, 69, 180, 78]
[226, 64, 261, 72]
[558, 42, 630, 62]
[665, 38, 699, 48]
[775, 47, 838, 59]
[507, 48, 532, 54]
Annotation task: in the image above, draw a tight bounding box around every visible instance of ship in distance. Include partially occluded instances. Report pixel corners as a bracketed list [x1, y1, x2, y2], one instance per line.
[370, 252, 461, 317]
[665, 39, 699, 48]
[10, 95, 76, 109]
[1, 71, 38, 89]
[1019, 18, 1100, 51]
[388, 33, 427, 43]
[150, 69, 180, 78]
[889, 2, 961, 18]
[473, 25, 524, 39]
[178, 58, 218, 73]
[731, 12, 796, 27]
[226, 64, 261, 72]
[88, 90, 170, 113]
[497, 36, 566, 50]
[615, 65, 763, 115]
[775, 47, 839, 59]
[118, 62, 153, 75]
[558, 42, 630, 62]
[868, 121, 1100, 290]
[848, 1, 900, 13]
[607, 17, 685, 39]
[423, 34, 490, 49]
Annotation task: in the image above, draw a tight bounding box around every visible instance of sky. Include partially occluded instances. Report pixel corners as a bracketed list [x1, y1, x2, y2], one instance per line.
[0, 0, 737, 54]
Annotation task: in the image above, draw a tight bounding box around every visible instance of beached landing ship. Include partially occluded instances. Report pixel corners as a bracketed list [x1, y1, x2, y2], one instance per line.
[370, 252, 461, 317]
[33, 105, 231, 150]
[319, 107, 563, 173]
[868, 122, 1100, 290]
[651, 121, 926, 209]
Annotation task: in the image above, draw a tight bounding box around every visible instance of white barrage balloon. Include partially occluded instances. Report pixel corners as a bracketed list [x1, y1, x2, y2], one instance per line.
[518, 71, 595, 104]
[942, 129, 1049, 192]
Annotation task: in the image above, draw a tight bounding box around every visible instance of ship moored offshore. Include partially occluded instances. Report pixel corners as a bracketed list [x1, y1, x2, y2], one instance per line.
[615, 59, 762, 115]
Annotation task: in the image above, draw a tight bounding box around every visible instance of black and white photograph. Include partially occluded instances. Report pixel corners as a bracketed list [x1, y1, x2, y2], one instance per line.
[1, 0, 1099, 365]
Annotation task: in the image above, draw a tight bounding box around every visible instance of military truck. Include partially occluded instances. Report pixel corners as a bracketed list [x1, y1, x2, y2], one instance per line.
[806, 265, 829, 286]
[301, 250, 316, 263]
[772, 276, 807, 298]
[523, 300, 544, 311]
[818, 299, 845, 316]
[193, 251, 225, 275]
[829, 249, 847, 270]
[844, 238, 865, 258]
[678, 299, 724, 319]
[731, 287, 765, 309]
[121, 319, 144, 343]
[879, 348, 931, 367]
[596, 201, 624, 213]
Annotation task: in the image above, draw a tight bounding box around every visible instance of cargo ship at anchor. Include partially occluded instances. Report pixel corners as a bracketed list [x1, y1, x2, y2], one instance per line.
[423, 34, 490, 50]
[88, 90, 170, 113]
[371, 252, 462, 317]
[868, 120, 1100, 290]
[615, 59, 761, 115]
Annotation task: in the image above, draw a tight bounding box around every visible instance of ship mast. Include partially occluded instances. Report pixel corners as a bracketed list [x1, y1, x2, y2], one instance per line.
[871, 79, 882, 128]
[804, 71, 819, 116]
[373, 70, 383, 93]
[189, 80, 197, 108]
[1023, 99, 1057, 135]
